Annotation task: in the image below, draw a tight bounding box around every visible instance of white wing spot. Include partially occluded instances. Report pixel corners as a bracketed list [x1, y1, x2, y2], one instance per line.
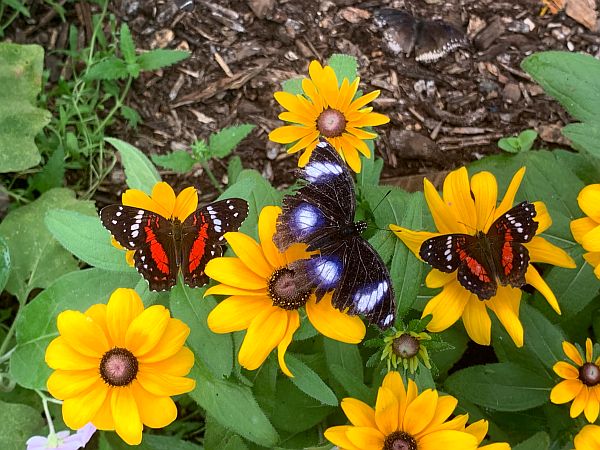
[131, 223, 139, 230]
[213, 219, 222, 226]
[111, 220, 117, 225]
[131, 230, 139, 238]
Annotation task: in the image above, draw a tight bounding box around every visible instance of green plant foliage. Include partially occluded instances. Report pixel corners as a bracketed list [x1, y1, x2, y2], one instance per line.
[106, 137, 161, 193]
[0, 43, 51, 173]
[498, 129, 538, 153]
[328, 53, 358, 83]
[151, 150, 196, 173]
[0, 400, 44, 450]
[0, 236, 10, 294]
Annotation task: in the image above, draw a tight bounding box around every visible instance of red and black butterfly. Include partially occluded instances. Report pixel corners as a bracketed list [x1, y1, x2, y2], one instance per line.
[419, 201, 538, 300]
[100, 198, 248, 291]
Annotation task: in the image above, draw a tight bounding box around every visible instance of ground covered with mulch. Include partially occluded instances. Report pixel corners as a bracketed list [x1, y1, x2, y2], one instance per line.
[10, 0, 600, 198]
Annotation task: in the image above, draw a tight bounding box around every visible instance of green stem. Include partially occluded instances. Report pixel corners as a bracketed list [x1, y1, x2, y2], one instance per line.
[200, 161, 224, 194]
[0, 306, 20, 358]
[36, 390, 56, 436]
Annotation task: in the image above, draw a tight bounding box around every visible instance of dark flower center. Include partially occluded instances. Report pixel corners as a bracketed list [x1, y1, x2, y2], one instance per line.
[392, 334, 420, 359]
[267, 268, 310, 310]
[383, 431, 417, 450]
[316, 108, 347, 138]
[579, 362, 600, 386]
[99, 347, 139, 387]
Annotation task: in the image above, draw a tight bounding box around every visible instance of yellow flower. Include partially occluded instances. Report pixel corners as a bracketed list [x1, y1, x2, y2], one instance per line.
[390, 167, 575, 347]
[268, 60, 390, 173]
[551, 338, 600, 423]
[205, 205, 365, 376]
[110, 182, 198, 266]
[324, 371, 509, 450]
[573, 425, 600, 450]
[45, 288, 195, 445]
[571, 184, 600, 279]
[464, 419, 511, 450]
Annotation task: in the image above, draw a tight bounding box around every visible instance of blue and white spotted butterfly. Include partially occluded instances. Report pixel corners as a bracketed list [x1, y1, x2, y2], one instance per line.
[274, 138, 396, 329]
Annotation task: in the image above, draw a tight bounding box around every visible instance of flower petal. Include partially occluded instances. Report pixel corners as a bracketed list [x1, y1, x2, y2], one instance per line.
[574, 425, 600, 449]
[341, 140, 362, 173]
[551, 379, 583, 404]
[137, 318, 190, 364]
[487, 286, 524, 347]
[274, 91, 318, 122]
[269, 125, 314, 144]
[343, 132, 372, 158]
[390, 225, 439, 258]
[572, 386, 589, 418]
[564, 341, 584, 366]
[381, 372, 407, 427]
[62, 380, 108, 430]
[425, 269, 455, 288]
[424, 178, 461, 233]
[525, 266, 560, 314]
[277, 310, 300, 377]
[587, 338, 594, 362]
[553, 361, 579, 379]
[106, 288, 144, 348]
[338, 77, 360, 112]
[122, 186, 169, 218]
[324, 426, 362, 450]
[142, 347, 195, 377]
[93, 395, 115, 430]
[584, 387, 600, 423]
[571, 217, 598, 244]
[238, 306, 288, 371]
[495, 167, 526, 219]
[305, 293, 366, 344]
[150, 182, 177, 218]
[57, 311, 109, 357]
[131, 381, 177, 429]
[204, 284, 267, 297]
[578, 184, 600, 222]
[126, 305, 170, 357]
[422, 281, 470, 332]
[348, 111, 390, 127]
[428, 395, 459, 430]
[526, 237, 576, 267]
[345, 426, 385, 449]
[341, 398, 377, 428]
[136, 370, 196, 397]
[286, 131, 320, 155]
[205, 256, 267, 289]
[375, 386, 399, 436]
[258, 206, 287, 268]
[45, 337, 99, 370]
[348, 89, 380, 112]
[442, 167, 477, 232]
[112, 387, 143, 445]
[207, 295, 271, 333]
[419, 430, 478, 450]
[309, 61, 339, 108]
[461, 295, 492, 345]
[403, 389, 437, 435]
[225, 232, 273, 279]
[582, 225, 600, 252]
[47, 370, 100, 399]
[173, 186, 198, 221]
[533, 201, 552, 234]
[470, 171, 498, 232]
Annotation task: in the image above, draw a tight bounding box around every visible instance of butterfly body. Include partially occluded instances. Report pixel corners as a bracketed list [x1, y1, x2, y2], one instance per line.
[101, 198, 248, 291]
[419, 202, 538, 299]
[275, 138, 396, 329]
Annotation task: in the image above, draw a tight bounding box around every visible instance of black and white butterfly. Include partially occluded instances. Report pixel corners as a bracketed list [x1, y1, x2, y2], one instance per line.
[274, 138, 396, 329]
[373, 9, 469, 63]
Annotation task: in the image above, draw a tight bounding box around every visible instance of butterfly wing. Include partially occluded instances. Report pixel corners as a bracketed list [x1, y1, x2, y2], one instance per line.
[181, 198, 249, 288]
[373, 8, 418, 56]
[414, 19, 469, 63]
[100, 205, 178, 291]
[420, 233, 497, 299]
[274, 138, 356, 252]
[487, 201, 538, 289]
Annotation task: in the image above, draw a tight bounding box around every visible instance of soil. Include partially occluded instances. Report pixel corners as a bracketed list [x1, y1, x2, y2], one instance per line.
[7, 0, 600, 201]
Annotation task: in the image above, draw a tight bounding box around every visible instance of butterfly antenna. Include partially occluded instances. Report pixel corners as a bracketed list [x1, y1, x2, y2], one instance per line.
[371, 190, 392, 215]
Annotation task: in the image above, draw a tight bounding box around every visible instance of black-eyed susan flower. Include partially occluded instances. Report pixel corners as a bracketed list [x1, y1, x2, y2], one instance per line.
[110, 181, 198, 266]
[205, 205, 365, 376]
[464, 420, 511, 450]
[551, 339, 600, 423]
[45, 288, 195, 445]
[381, 329, 433, 374]
[390, 167, 575, 347]
[268, 60, 389, 173]
[324, 371, 509, 450]
[573, 425, 600, 450]
[571, 184, 600, 280]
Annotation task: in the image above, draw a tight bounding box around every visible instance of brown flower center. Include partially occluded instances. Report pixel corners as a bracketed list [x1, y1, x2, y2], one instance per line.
[383, 431, 417, 450]
[392, 334, 420, 359]
[99, 347, 139, 387]
[579, 362, 600, 386]
[316, 108, 347, 138]
[267, 268, 310, 310]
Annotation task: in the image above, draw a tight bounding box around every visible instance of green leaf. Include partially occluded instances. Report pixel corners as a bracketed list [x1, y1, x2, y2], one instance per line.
[328, 363, 373, 403]
[207, 124, 255, 160]
[498, 130, 537, 153]
[0, 188, 95, 301]
[3, 0, 30, 17]
[10, 268, 140, 389]
[189, 365, 279, 447]
[0, 43, 51, 172]
[45, 209, 133, 272]
[521, 51, 600, 123]
[286, 354, 338, 406]
[106, 137, 161, 194]
[28, 146, 65, 193]
[227, 155, 243, 185]
[120, 105, 142, 128]
[562, 122, 600, 158]
[357, 155, 383, 187]
[282, 77, 303, 95]
[514, 432, 550, 450]
[151, 151, 196, 173]
[170, 283, 233, 379]
[328, 53, 358, 84]
[85, 57, 130, 80]
[0, 236, 10, 293]
[445, 362, 552, 412]
[520, 303, 565, 373]
[0, 401, 44, 450]
[119, 22, 136, 65]
[204, 415, 249, 450]
[103, 432, 203, 450]
[137, 49, 191, 71]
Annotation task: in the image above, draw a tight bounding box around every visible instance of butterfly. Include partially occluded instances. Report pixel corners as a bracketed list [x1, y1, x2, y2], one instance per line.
[419, 201, 538, 300]
[274, 138, 396, 329]
[101, 197, 248, 291]
[373, 9, 469, 63]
